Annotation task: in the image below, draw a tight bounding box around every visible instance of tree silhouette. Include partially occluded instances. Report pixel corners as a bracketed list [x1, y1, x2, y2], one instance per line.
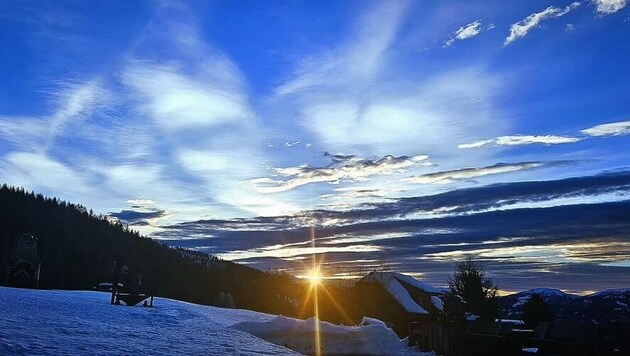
[445, 257, 498, 319]
[522, 293, 553, 327]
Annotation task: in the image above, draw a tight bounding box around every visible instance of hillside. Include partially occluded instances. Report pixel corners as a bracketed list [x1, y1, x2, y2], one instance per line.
[0, 185, 298, 315]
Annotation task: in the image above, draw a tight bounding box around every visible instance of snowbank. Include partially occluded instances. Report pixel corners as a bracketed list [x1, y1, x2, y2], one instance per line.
[0, 287, 296, 355]
[1, 287, 433, 355]
[233, 315, 422, 355]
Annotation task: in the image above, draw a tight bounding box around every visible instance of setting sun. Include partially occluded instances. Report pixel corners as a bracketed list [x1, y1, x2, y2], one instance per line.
[306, 268, 323, 286]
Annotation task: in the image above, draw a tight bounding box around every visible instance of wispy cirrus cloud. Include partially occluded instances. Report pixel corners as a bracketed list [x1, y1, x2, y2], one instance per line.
[592, 0, 627, 14]
[0, 80, 109, 152]
[0, 117, 49, 146]
[275, 1, 409, 96]
[402, 161, 576, 184]
[252, 153, 430, 193]
[1, 151, 94, 201]
[458, 135, 582, 149]
[505, 2, 582, 45]
[443, 20, 485, 48]
[458, 119, 630, 149]
[47, 80, 109, 141]
[113, 4, 299, 219]
[287, 67, 505, 157]
[580, 120, 630, 136]
[122, 63, 252, 132]
[274, 2, 507, 157]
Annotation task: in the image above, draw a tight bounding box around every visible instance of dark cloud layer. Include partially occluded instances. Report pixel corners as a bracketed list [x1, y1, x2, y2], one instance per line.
[109, 209, 168, 226]
[146, 171, 630, 291]
[403, 160, 578, 184]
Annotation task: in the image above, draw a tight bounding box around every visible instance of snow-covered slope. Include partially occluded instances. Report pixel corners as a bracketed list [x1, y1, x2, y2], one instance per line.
[587, 288, 630, 298]
[0, 287, 295, 355]
[0, 287, 430, 355]
[522, 288, 570, 298]
[509, 288, 577, 308]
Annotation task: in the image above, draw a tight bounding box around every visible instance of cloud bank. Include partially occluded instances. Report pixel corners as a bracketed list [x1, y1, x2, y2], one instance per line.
[252, 153, 430, 193]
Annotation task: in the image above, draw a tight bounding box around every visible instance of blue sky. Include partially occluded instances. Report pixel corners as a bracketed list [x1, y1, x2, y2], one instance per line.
[1, 0, 629, 292]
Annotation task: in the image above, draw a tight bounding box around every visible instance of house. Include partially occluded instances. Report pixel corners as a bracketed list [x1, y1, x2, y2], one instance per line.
[353, 271, 443, 335]
[358, 271, 443, 315]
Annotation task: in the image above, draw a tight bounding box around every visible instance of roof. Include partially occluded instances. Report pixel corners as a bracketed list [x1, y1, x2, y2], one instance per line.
[358, 271, 443, 315]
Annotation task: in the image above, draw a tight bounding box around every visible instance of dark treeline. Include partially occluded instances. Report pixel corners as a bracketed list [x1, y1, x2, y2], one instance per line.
[0, 184, 299, 315]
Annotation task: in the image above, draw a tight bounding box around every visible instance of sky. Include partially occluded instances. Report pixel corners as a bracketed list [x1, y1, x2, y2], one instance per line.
[1, 0, 629, 293]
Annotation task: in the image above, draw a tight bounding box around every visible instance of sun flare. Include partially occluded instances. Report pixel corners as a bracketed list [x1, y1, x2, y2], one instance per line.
[306, 267, 323, 286]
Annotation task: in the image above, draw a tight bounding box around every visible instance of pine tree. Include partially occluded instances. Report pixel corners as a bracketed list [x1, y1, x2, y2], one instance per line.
[522, 293, 553, 326]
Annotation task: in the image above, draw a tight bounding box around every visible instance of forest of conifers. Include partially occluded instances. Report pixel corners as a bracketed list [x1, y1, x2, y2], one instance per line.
[0, 184, 299, 315]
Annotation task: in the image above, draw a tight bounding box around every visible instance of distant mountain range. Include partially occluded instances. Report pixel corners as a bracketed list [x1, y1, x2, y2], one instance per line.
[499, 287, 630, 326]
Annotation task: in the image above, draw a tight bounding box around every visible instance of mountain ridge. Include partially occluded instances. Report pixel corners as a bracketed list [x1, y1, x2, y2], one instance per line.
[499, 287, 630, 326]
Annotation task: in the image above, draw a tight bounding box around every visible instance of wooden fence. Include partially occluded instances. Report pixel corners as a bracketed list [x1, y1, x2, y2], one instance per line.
[409, 320, 628, 355]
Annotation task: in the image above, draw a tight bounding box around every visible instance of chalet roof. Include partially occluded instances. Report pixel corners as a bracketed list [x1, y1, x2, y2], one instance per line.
[358, 271, 443, 315]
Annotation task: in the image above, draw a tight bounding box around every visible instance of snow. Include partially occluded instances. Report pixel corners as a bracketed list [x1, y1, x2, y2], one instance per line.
[496, 319, 525, 325]
[511, 288, 576, 308]
[431, 296, 444, 311]
[1, 286, 431, 355]
[0, 287, 296, 355]
[359, 272, 443, 315]
[386, 272, 442, 295]
[525, 288, 567, 297]
[359, 316, 388, 327]
[233, 315, 429, 355]
[589, 288, 630, 298]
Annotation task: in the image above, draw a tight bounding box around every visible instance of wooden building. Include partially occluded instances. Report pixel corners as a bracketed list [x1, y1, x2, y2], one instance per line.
[353, 271, 443, 335]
